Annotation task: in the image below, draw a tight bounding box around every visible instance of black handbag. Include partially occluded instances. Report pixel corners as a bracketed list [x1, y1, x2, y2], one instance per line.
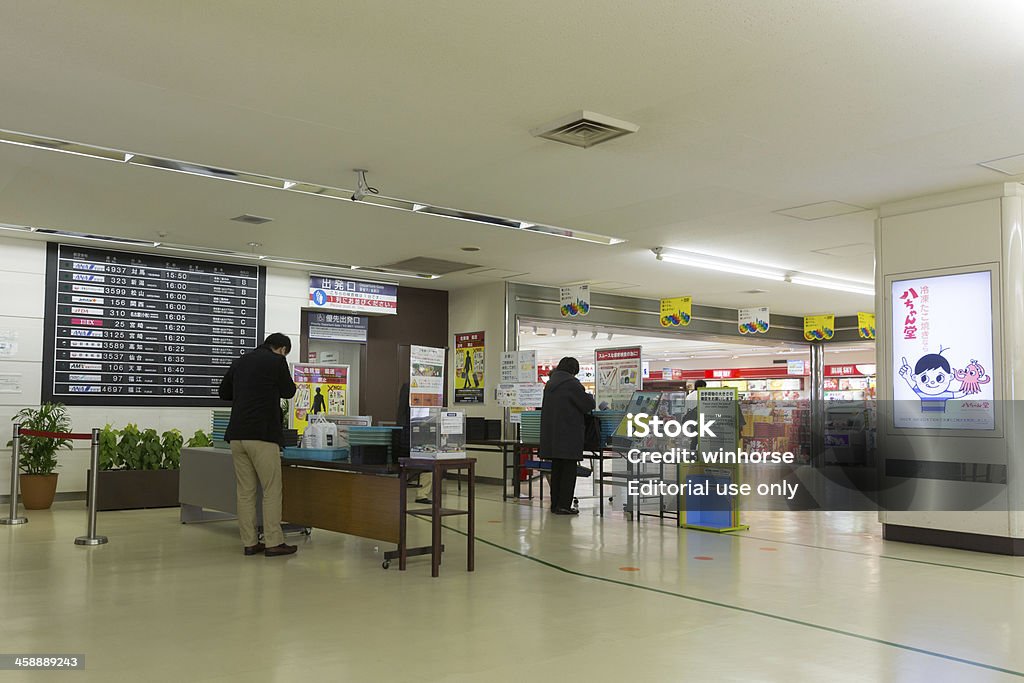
[583, 413, 602, 453]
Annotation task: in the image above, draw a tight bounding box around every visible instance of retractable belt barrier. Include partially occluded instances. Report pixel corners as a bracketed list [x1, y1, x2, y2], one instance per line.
[2, 423, 107, 546]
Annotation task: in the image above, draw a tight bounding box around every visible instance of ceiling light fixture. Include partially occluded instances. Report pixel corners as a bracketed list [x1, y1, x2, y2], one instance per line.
[788, 276, 874, 296]
[591, 332, 598, 340]
[0, 220, 432, 280]
[550, 328, 557, 336]
[653, 247, 874, 295]
[0, 128, 625, 247]
[571, 330, 578, 339]
[653, 247, 786, 282]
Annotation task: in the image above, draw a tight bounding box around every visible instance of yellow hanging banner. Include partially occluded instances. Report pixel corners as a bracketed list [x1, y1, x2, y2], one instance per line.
[803, 314, 835, 341]
[659, 296, 692, 327]
[857, 312, 876, 340]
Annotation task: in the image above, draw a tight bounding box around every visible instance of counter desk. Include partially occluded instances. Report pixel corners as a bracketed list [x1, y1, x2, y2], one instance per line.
[179, 447, 401, 544]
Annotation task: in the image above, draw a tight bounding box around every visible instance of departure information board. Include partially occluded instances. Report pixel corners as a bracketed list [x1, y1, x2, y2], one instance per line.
[42, 243, 266, 406]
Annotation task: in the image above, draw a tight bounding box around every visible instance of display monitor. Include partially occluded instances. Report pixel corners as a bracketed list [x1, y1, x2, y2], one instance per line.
[890, 269, 995, 431]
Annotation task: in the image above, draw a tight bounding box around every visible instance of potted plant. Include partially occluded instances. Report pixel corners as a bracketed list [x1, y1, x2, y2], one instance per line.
[92, 425, 209, 511]
[8, 404, 73, 510]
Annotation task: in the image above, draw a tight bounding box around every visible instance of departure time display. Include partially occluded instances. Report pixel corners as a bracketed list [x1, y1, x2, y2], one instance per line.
[43, 243, 266, 405]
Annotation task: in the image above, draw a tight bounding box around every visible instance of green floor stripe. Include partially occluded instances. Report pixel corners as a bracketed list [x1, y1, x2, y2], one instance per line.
[481, 491, 1024, 580]
[737, 533, 1024, 580]
[441, 522, 1024, 678]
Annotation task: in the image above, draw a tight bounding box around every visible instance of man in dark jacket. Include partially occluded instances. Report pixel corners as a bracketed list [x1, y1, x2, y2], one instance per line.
[540, 356, 596, 515]
[218, 333, 298, 557]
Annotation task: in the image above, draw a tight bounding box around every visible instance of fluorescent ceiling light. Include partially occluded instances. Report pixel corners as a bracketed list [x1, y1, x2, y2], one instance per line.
[0, 128, 625, 247]
[653, 247, 875, 295]
[31, 228, 157, 247]
[789, 276, 873, 296]
[0, 221, 429, 280]
[653, 247, 786, 282]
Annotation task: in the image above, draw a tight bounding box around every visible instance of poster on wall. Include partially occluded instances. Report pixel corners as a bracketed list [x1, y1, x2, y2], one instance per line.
[559, 284, 590, 317]
[594, 346, 642, 411]
[738, 307, 770, 335]
[501, 350, 537, 383]
[292, 364, 349, 434]
[308, 275, 397, 315]
[496, 382, 544, 408]
[803, 314, 835, 341]
[410, 345, 445, 407]
[891, 270, 995, 430]
[454, 331, 485, 404]
[659, 296, 692, 327]
[857, 312, 876, 340]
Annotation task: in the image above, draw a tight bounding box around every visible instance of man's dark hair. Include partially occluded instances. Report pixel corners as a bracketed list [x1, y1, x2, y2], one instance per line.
[263, 333, 292, 354]
[694, 379, 707, 389]
[556, 356, 581, 376]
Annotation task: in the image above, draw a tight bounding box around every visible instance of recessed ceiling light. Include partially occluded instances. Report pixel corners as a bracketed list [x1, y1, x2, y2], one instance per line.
[460, 246, 481, 252]
[743, 289, 768, 294]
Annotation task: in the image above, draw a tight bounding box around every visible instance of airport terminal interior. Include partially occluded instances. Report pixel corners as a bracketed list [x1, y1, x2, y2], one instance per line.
[3, 3, 1024, 682]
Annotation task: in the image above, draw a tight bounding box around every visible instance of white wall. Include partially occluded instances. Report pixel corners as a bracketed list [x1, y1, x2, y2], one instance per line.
[0, 235, 308, 495]
[448, 282, 506, 479]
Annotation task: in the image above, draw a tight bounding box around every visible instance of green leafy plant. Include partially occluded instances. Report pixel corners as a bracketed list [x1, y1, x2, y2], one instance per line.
[139, 428, 163, 470]
[117, 424, 142, 470]
[98, 424, 120, 471]
[8, 404, 73, 475]
[186, 430, 214, 449]
[161, 429, 183, 469]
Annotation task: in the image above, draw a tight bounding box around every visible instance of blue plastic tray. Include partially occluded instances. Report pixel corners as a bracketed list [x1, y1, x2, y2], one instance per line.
[282, 447, 349, 462]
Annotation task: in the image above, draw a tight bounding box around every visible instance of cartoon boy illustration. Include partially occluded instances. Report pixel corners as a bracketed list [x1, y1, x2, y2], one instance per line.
[899, 353, 968, 412]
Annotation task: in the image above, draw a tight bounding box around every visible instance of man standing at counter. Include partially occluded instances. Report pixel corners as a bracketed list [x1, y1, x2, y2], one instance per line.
[218, 333, 299, 557]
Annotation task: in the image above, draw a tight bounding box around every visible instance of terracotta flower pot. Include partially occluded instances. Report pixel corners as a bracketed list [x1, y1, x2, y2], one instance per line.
[20, 474, 59, 510]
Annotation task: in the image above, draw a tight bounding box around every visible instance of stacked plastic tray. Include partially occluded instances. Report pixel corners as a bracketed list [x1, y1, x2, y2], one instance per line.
[593, 410, 626, 447]
[348, 426, 401, 463]
[519, 410, 541, 444]
[211, 409, 231, 449]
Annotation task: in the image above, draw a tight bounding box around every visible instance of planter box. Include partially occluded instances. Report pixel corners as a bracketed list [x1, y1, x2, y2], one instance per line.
[91, 469, 180, 511]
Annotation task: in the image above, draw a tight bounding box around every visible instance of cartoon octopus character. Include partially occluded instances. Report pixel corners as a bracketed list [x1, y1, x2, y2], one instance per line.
[954, 359, 991, 395]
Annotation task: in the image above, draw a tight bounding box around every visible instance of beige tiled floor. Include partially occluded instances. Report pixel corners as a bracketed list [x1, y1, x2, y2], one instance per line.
[3, 484, 1024, 682]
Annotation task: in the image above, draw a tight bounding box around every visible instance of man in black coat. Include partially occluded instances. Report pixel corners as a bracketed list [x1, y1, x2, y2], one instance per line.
[218, 333, 298, 557]
[540, 356, 596, 515]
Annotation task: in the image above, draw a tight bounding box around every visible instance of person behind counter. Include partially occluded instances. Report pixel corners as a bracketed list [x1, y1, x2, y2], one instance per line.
[540, 356, 596, 515]
[218, 332, 298, 557]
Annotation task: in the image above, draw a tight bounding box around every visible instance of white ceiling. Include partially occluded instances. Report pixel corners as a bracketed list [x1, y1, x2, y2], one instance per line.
[2, 1, 1023, 314]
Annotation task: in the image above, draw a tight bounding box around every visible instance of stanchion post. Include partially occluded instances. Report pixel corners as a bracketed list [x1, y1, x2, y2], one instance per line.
[75, 428, 107, 546]
[1, 422, 27, 525]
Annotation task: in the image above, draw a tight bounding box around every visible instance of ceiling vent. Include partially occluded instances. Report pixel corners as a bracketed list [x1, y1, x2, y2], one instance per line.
[378, 257, 479, 276]
[531, 110, 639, 148]
[231, 214, 273, 225]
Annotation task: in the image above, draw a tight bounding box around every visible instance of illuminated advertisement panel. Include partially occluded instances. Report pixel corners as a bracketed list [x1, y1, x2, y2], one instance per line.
[891, 270, 995, 430]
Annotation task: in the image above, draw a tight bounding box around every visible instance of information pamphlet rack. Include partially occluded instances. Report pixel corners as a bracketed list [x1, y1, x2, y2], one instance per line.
[679, 387, 749, 533]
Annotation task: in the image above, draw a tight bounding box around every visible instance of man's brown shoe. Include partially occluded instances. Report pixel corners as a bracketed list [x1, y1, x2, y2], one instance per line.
[243, 543, 265, 556]
[264, 543, 297, 557]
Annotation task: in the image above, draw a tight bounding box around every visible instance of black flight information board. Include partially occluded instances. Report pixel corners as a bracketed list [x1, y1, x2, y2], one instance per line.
[42, 243, 266, 406]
